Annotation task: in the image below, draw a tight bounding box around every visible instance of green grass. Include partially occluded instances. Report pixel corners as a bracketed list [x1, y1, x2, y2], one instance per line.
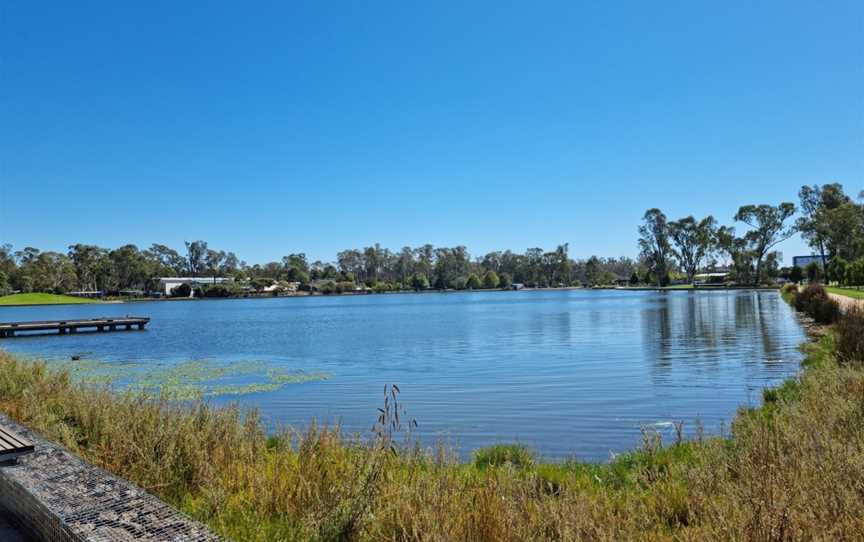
[826, 286, 864, 300]
[0, 292, 98, 305]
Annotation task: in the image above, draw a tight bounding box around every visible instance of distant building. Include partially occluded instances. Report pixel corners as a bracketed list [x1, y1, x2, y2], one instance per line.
[694, 272, 729, 285]
[792, 255, 827, 269]
[157, 277, 231, 297]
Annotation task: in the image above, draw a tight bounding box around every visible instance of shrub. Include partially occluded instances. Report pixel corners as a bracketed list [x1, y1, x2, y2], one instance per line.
[835, 306, 864, 366]
[170, 283, 192, 298]
[794, 284, 840, 324]
[482, 271, 500, 289]
[200, 284, 235, 298]
[465, 273, 482, 290]
[498, 272, 513, 289]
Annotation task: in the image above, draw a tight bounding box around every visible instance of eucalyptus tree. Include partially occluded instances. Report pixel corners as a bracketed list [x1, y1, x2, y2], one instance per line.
[185, 240, 208, 277]
[716, 226, 754, 284]
[668, 215, 717, 284]
[68, 244, 106, 291]
[146, 244, 185, 276]
[638, 208, 674, 287]
[734, 202, 797, 286]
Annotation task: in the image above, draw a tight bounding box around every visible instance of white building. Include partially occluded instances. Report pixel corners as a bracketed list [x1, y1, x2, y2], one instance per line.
[157, 277, 231, 297]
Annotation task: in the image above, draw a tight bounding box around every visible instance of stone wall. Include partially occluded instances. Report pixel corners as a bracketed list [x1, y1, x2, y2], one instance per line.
[0, 414, 222, 542]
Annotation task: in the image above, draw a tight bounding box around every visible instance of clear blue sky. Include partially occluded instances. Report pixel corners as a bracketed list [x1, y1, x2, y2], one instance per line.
[2, 1, 862, 264]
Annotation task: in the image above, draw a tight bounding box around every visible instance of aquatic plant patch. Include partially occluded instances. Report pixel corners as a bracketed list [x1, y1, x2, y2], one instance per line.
[43, 357, 329, 399]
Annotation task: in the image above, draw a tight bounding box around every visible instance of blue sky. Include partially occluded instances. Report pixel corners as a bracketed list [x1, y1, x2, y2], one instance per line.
[1, 1, 862, 264]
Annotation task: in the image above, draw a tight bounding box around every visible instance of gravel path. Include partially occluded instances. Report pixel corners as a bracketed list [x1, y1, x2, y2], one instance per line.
[829, 292, 864, 312]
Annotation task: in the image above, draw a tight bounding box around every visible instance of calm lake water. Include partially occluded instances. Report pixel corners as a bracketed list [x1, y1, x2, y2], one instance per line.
[0, 289, 805, 460]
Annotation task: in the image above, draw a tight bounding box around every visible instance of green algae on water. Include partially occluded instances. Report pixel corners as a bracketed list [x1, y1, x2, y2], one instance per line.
[45, 357, 329, 399]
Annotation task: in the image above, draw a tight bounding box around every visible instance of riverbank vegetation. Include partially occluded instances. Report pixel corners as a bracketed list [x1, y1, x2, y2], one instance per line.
[1, 294, 863, 540]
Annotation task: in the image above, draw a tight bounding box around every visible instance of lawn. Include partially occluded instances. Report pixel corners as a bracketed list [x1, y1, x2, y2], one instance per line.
[826, 286, 864, 300]
[0, 293, 98, 306]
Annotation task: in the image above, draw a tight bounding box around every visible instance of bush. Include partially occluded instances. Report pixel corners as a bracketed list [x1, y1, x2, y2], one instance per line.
[498, 272, 512, 290]
[793, 284, 841, 324]
[170, 283, 192, 298]
[200, 284, 235, 298]
[336, 281, 356, 294]
[835, 306, 864, 366]
[465, 273, 482, 290]
[482, 271, 500, 289]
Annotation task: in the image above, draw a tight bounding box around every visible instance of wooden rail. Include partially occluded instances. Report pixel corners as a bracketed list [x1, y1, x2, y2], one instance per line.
[0, 317, 150, 338]
[0, 426, 34, 463]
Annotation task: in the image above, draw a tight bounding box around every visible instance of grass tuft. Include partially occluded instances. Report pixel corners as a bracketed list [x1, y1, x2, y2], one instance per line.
[473, 443, 535, 469]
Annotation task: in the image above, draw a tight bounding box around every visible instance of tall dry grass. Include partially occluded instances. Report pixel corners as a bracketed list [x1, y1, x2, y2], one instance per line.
[1, 307, 863, 541]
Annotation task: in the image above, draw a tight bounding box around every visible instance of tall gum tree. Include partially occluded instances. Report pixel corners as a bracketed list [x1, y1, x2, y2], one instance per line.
[638, 208, 673, 287]
[734, 203, 797, 286]
[669, 216, 717, 284]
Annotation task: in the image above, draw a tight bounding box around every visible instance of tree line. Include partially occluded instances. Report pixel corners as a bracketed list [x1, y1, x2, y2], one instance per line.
[638, 183, 864, 287]
[3, 183, 861, 297]
[0, 240, 644, 296]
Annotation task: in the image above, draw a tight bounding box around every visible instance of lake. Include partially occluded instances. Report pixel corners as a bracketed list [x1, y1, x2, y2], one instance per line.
[0, 289, 805, 460]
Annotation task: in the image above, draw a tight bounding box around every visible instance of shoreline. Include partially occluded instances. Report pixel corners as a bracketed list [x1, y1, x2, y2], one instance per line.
[0, 284, 783, 307]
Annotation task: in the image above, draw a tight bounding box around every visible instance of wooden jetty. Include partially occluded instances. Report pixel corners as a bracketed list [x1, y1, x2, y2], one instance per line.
[0, 317, 150, 338]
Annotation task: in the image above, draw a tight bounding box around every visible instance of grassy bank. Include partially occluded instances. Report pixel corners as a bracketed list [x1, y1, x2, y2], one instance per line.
[0, 293, 98, 306]
[826, 285, 864, 300]
[1, 299, 863, 540]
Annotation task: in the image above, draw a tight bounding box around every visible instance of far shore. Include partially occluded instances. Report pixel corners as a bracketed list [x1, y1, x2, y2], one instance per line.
[0, 284, 788, 308]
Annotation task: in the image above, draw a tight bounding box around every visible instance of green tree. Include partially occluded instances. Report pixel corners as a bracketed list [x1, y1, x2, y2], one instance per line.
[584, 256, 601, 286]
[846, 258, 864, 288]
[410, 273, 430, 290]
[805, 262, 822, 283]
[482, 271, 500, 289]
[68, 244, 107, 291]
[282, 253, 310, 283]
[668, 215, 717, 284]
[466, 273, 482, 290]
[789, 265, 804, 284]
[629, 271, 640, 285]
[734, 202, 797, 285]
[185, 240, 208, 277]
[826, 257, 848, 286]
[638, 209, 673, 287]
[499, 272, 512, 289]
[716, 226, 754, 285]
